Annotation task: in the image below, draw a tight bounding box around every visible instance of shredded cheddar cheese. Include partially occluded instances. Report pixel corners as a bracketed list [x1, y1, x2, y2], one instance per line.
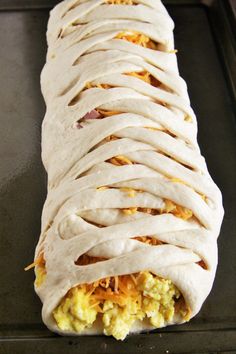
[109, 158, 122, 166]
[134, 236, 162, 246]
[164, 199, 193, 220]
[97, 109, 121, 117]
[76, 254, 107, 266]
[73, 236, 172, 294]
[126, 71, 151, 84]
[29, 240, 190, 339]
[24, 253, 45, 271]
[85, 82, 112, 90]
[122, 207, 138, 215]
[97, 186, 109, 191]
[105, 135, 119, 142]
[115, 31, 157, 50]
[109, 155, 133, 166]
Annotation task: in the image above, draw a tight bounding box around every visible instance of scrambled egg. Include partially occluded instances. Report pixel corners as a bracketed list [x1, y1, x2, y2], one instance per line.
[53, 272, 188, 340]
[137, 272, 179, 327]
[53, 288, 98, 332]
[102, 298, 144, 340]
[35, 265, 46, 287]
[24, 253, 46, 288]
[164, 199, 193, 220]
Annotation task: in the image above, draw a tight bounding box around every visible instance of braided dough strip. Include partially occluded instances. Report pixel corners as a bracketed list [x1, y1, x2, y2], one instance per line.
[36, 0, 224, 334]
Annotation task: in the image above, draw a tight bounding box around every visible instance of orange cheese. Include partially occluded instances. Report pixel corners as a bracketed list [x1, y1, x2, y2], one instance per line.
[24, 253, 45, 271]
[115, 31, 157, 50]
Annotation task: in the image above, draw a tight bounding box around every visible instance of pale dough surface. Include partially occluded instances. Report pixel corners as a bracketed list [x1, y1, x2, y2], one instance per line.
[36, 0, 224, 334]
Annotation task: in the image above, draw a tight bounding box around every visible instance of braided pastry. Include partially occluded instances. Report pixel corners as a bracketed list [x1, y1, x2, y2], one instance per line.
[32, 0, 224, 340]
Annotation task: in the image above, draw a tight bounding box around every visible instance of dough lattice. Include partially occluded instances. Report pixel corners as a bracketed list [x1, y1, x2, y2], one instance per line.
[35, 0, 224, 332]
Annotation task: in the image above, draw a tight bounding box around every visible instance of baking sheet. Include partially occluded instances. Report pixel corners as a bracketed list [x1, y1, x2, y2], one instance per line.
[0, 1, 236, 353]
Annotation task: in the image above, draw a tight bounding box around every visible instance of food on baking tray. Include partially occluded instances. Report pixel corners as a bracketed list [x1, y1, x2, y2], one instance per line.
[25, 0, 224, 340]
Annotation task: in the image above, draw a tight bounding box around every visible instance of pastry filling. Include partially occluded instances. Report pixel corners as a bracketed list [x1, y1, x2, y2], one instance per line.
[83, 69, 158, 94]
[53, 269, 190, 340]
[27, 192, 197, 341]
[50, 177, 193, 339]
[115, 31, 158, 50]
[27, 236, 190, 340]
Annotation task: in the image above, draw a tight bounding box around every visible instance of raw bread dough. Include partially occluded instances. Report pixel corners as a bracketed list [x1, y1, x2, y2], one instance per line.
[35, 0, 224, 334]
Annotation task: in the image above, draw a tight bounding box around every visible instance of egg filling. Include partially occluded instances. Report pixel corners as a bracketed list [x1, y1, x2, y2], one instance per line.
[35, 264, 46, 287]
[53, 270, 190, 340]
[27, 192, 195, 341]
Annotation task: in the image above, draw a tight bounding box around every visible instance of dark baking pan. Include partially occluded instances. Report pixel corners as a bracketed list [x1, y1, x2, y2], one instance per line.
[0, 0, 235, 353]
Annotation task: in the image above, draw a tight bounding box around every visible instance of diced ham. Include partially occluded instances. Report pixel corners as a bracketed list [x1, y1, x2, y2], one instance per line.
[82, 109, 101, 120]
[76, 122, 83, 129]
[76, 110, 101, 129]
